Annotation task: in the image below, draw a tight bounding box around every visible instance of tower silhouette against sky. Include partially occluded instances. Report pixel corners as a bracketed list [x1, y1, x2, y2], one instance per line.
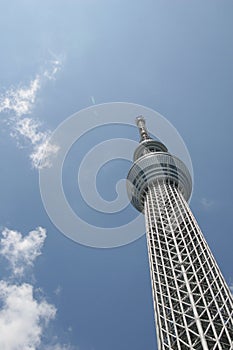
[127, 117, 233, 349]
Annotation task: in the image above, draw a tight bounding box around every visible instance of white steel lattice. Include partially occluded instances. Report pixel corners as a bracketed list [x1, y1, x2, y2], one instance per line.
[144, 180, 233, 350]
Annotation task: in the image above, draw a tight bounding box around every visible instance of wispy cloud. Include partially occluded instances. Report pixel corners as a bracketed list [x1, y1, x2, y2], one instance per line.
[0, 57, 62, 169]
[0, 58, 62, 118]
[54, 285, 62, 296]
[0, 226, 76, 350]
[30, 137, 59, 169]
[11, 117, 59, 169]
[0, 77, 40, 117]
[12, 117, 46, 145]
[0, 227, 46, 277]
[200, 197, 215, 210]
[43, 59, 62, 81]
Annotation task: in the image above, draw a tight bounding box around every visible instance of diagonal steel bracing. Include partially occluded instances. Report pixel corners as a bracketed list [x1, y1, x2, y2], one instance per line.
[145, 180, 233, 350]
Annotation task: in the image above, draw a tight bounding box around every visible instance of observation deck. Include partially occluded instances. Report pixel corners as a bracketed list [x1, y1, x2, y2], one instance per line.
[127, 117, 192, 212]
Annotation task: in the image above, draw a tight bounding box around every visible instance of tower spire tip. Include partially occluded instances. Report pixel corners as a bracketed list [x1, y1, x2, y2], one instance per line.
[135, 115, 150, 142]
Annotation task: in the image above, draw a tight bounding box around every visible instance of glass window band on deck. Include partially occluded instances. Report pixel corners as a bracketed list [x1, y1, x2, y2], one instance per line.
[127, 152, 192, 212]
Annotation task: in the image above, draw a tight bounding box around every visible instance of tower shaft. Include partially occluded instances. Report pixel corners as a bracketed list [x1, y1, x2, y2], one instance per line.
[145, 180, 233, 349]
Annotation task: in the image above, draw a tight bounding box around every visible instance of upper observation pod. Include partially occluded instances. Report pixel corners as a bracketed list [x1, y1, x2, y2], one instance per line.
[127, 117, 192, 212]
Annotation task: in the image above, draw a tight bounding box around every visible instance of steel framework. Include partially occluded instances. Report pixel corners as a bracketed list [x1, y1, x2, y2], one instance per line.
[127, 117, 233, 350]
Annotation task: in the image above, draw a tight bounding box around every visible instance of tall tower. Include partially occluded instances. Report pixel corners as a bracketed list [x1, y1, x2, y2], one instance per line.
[127, 117, 233, 350]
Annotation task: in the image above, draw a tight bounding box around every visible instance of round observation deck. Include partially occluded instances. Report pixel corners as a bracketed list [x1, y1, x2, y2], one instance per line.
[133, 139, 168, 161]
[127, 152, 192, 213]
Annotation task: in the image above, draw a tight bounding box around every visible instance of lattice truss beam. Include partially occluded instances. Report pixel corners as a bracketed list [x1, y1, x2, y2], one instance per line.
[144, 179, 233, 350]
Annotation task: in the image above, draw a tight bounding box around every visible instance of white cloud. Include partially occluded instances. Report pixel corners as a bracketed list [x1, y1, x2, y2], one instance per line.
[12, 117, 45, 145]
[30, 137, 59, 169]
[0, 226, 76, 349]
[0, 227, 46, 277]
[0, 58, 62, 118]
[0, 281, 56, 350]
[11, 117, 59, 169]
[43, 59, 62, 81]
[0, 77, 40, 117]
[0, 58, 62, 169]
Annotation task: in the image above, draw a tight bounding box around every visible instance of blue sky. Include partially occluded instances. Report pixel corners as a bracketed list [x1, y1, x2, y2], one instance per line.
[0, 1, 233, 349]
